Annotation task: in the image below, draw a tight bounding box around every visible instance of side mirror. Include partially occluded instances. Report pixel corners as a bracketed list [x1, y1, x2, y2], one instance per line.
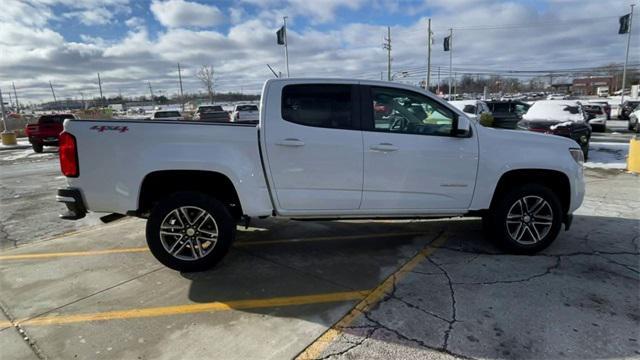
[454, 115, 471, 137]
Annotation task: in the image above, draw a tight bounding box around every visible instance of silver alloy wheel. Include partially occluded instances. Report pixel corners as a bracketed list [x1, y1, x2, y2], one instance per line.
[159, 206, 218, 261]
[505, 195, 553, 245]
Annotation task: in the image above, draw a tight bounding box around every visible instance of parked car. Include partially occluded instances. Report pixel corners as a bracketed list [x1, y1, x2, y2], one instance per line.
[193, 105, 230, 122]
[485, 100, 531, 129]
[230, 104, 259, 123]
[586, 100, 611, 120]
[57, 78, 585, 271]
[547, 94, 568, 100]
[518, 100, 591, 159]
[628, 108, 640, 133]
[619, 100, 640, 122]
[150, 110, 183, 121]
[25, 113, 76, 153]
[582, 104, 607, 132]
[449, 100, 491, 120]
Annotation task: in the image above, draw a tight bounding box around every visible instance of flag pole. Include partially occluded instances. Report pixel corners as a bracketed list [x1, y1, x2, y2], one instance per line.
[283, 16, 290, 78]
[448, 28, 453, 98]
[621, 4, 635, 105]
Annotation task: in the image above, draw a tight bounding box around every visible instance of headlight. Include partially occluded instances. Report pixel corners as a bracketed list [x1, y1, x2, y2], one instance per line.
[569, 148, 584, 165]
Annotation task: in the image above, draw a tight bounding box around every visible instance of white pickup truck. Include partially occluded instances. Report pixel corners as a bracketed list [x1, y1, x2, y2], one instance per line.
[57, 79, 585, 271]
[230, 104, 259, 123]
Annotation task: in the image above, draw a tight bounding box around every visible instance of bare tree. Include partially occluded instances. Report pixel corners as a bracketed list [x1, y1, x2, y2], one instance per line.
[196, 65, 215, 103]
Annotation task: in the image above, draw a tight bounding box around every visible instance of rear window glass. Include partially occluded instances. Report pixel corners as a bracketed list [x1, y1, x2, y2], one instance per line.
[462, 105, 477, 114]
[155, 111, 181, 118]
[237, 105, 258, 111]
[39, 115, 73, 124]
[281, 84, 353, 129]
[199, 106, 223, 112]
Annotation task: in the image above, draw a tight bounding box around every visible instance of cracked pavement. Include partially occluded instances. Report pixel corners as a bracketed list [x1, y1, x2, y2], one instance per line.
[310, 169, 640, 360]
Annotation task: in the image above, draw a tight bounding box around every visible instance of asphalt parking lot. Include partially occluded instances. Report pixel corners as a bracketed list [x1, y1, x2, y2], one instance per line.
[1, 127, 638, 359]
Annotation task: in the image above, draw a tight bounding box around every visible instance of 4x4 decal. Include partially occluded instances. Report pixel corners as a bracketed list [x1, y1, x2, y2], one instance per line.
[90, 125, 129, 133]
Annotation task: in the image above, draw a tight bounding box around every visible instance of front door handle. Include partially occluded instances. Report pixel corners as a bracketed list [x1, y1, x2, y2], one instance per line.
[275, 138, 305, 147]
[369, 143, 398, 152]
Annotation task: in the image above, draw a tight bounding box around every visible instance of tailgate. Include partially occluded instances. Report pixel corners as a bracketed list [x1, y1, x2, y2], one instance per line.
[26, 124, 63, 137]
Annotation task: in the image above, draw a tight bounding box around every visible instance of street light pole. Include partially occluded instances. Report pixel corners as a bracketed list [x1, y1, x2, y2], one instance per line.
[426, 18, 432, 90]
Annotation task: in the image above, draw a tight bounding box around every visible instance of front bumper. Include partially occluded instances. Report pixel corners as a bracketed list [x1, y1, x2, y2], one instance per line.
[57, 188, 87, 220]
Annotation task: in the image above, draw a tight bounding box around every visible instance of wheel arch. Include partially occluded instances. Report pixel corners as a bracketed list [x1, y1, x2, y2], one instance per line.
[490, 169, 570, 214]
[137, 170, 243, 220]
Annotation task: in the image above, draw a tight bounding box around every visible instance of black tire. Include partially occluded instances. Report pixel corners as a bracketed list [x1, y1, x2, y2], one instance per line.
[32, 143, 43, 153]
[146, 191, 235, 272]
[485, 184, 563, 254]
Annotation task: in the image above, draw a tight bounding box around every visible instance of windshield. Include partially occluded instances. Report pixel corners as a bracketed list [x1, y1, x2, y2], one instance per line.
[39, 114, 73, 124]
[237, 105, 258, 111]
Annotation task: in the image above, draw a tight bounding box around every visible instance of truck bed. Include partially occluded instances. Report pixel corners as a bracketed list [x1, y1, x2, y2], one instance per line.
[64, 119, 273, 217]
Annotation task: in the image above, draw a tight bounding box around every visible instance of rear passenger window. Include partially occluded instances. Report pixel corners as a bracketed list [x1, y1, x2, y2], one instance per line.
[281, 84, 353, 129]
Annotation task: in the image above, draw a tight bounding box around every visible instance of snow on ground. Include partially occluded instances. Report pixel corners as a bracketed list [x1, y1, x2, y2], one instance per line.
[0, 148, 56, 162]
[0, 138, 30, 149]
[584, 142, 629, 170]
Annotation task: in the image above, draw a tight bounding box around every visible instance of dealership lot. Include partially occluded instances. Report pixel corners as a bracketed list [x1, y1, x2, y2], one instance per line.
[1, 154, 638, 359]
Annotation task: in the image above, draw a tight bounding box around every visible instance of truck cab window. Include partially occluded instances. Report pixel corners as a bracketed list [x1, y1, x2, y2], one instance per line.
[370, 87, 454, 136]
[281, 84, 353, 129]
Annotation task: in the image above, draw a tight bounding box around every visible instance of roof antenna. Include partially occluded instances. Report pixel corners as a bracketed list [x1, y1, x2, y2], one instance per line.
[266, 64, 279, 78]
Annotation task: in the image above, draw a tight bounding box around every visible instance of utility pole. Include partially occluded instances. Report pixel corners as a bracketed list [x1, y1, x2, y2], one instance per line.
[621, 4, 635, 104]
[453, 72, 457, 97]
[383, 26, 392, 81]
[0, 89, 6, 132]
[49, 81, 58, 109]
[97, 73, 104, 107]
[148, 81, 155, 106]
[80, 92, 85, 110]
[437, 66, 441, 94]
[12, 82, 19, 113]
[448, 28, 453, 98]
[283, 16, 290, 77]
[426, 18, 432, 90]
[177, 63, 185, 111]
[8, 92, 13, 110]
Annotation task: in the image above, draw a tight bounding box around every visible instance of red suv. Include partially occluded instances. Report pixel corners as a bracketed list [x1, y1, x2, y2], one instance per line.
[25, 114, 76, 153]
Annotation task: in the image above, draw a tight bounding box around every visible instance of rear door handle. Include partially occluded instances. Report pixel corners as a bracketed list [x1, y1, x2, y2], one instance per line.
[275, 138, 305, 147]
[369, 143, 399, 152]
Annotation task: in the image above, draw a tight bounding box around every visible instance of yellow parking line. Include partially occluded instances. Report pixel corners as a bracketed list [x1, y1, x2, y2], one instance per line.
[0, 290, 369, 328]
[0, 247, 148, 260]
[295, 233, 448, 360]
[0, 231, 427, 261]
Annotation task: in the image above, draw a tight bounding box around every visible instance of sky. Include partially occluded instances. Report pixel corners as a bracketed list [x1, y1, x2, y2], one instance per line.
[0, 0, 639, 104]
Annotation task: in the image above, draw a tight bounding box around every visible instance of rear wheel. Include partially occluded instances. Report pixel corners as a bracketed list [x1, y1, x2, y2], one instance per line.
[32, 143, 43, 153]
[146, 191, 235, 272]
[486, 184, 563, 254]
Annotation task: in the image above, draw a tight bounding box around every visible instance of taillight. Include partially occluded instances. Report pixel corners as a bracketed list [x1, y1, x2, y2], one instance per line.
[59, 132, 79, 177]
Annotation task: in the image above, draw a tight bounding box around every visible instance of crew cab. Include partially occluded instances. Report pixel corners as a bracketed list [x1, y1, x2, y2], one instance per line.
[57, 79, 585, 272]
[26, 113, 76, 153]
[230, 104, 259, 123]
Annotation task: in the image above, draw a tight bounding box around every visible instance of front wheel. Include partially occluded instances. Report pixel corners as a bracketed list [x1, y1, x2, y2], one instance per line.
[146, 191, 235, 272]
[486, 184, 563, 254]
[32, 143, 43, 153]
